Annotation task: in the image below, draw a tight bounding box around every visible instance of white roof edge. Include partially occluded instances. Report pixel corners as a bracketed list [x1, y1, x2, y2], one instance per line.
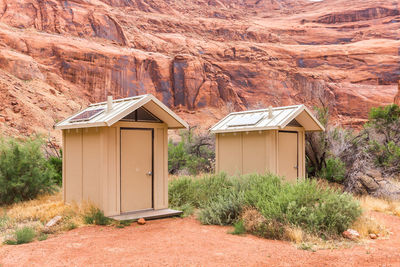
[146, 94, 189, 129]
[211, 126, 280, 134]
[54, 94, 189, 130]
[278, 104, 305, 129]
[209, 104, 325, 133]
[303, 105, 326, 131]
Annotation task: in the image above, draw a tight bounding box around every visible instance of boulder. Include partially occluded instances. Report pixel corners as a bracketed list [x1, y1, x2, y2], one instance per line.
[369, 233, 378, 239]
[43, 215, 62, 233]
[342, 229, 360, 240]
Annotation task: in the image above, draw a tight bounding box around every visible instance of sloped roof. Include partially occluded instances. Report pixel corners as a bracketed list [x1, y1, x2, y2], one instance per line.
[209, 104, 325, 134]
[54, 94, 189, 130]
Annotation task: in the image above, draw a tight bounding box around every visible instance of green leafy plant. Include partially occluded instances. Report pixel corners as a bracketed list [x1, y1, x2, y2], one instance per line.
[47, 151, 62, 186]
[168, 129, 214, 175]
[0, 136, 58, 204]
[169, 173, 362, 239]
[4, 227, 36, 245]
[318, 157, 346, 183]
[38, 233, 48, 241]
[83, 207, 111, 226]
[229, 220, 246, 235]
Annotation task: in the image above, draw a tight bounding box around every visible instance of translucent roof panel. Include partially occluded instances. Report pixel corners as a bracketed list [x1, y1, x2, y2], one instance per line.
[209, 104, 325, 133]
[54, 94, 189, 130]
[227, 113, 264, 127]
[69, 108, 105, 123]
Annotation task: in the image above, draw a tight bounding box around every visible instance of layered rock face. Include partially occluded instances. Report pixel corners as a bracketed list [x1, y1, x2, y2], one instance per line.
[0, 0, 399, 139]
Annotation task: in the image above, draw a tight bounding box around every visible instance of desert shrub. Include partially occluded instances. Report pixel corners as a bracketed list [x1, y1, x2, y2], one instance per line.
[168, 173, 232, 209]
[4, 226, 36, 245]
[170, 173, 361, 238]
[83, 207, 111, 225]
[366, 104, 400, 175]
[318, 157, 346, 183]
[48, 153, 62, 186]
[0, 137, 58, 205]
[38, 233, 48, 241]
[168, 129, 214, 175]
[230, 220, 246, 235]
[199, 190, 244, 225]
[245, 178, 361, 236]
[168, 177, 197, 208]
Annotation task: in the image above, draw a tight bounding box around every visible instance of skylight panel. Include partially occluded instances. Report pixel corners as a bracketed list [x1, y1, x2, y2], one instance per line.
[69, 108, 105, 123]
[227, 113, 264, 127]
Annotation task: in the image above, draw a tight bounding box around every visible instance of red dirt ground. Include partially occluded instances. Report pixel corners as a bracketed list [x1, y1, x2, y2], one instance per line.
[1, 212, 399, 266]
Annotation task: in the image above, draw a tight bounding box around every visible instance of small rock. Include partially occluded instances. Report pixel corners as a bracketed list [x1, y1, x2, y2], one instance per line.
[342, 229, 360, 240]
[11, 101, 18, 106]
[369, 233, 378, 239]
[46, 215, 62, 228]
[137, 218, 146, 225]
[0, 117, 5, 123]
[43, 215, 63, 232]
[39, 104, 47, 110]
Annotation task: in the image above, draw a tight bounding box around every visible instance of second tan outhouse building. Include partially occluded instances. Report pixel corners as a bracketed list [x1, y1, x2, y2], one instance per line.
[54, 94, 188, 218]
[209, 105, 324, 182]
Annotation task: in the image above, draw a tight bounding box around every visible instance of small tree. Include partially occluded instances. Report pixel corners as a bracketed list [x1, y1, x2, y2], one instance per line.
[0, 137, 57, 204]
[168, 128, 215, 175]
[365, 104, 400, 176]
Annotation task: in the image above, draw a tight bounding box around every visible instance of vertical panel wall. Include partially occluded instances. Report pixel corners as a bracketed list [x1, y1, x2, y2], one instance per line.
[64, 129, 83, 203]
[265, 130, 278, 174]
[216, 127, 305, 179]
[217, 133, 243, 175]
[242, 131, 267, 174]
[102, 126, 118, 216]
[64, 121, 170, 216]
[82, 128, 102, 207]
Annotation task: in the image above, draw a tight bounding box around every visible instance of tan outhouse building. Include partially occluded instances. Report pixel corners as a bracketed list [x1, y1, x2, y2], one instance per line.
[209, 105, 324, 182]
[54, 94, 188, 218]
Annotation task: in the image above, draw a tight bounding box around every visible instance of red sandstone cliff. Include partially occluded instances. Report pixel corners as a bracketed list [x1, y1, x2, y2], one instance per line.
[0, 0, 398, 139]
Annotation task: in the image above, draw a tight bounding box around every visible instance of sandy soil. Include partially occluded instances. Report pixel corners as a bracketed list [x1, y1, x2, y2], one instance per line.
[0, 212, 399, 267]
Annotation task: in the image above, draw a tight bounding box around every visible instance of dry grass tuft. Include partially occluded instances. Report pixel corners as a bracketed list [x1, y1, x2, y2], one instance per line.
[1, 191, 98, 244]
[351, 215, 388, 238]
[240, 207, 266, 232]
[283, 226, 304, 244]
[359, 195, 400, 217]
[5, 191, 92, 226]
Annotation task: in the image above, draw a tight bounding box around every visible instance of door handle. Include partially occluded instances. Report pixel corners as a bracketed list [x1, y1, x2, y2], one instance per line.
[294, 166, 298, 169]
[146, 171, 152, 176]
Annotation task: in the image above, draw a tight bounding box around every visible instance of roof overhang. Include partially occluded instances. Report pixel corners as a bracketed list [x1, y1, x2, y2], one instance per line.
[209, 104, 325, 134]
[54, 94, 189, 130]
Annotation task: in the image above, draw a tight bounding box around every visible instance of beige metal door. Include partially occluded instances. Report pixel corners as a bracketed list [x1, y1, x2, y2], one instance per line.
[121, 129, 153, 213]
[278, 131, 298, 182]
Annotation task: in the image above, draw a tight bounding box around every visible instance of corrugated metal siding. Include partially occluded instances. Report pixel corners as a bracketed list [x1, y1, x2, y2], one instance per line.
[210, 105, 304, 133]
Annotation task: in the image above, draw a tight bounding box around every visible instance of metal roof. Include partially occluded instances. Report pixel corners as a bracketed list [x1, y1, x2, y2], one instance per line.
[54, 94, 189, 130]
[209, 104, 325, 134]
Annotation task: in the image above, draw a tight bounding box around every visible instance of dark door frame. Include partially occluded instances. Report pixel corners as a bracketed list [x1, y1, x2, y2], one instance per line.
[120, 127, 154, 213]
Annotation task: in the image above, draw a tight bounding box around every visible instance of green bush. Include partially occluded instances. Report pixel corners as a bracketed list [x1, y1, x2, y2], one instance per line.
[199, 190, 244, 225]
[83, 207, 111, 225]
[168, 173, 232, 209]
[318, 157, 346, 183]
[0, 137, 58, 205]
[169, 173, 362, 238]
[244, 177, 361, 236]
[38, 233, 48, 241]
[48, 153, 62, 186]
[230, 220, 246, 235]
[4, 226, 36, 245]
[168, 129, 214, 175]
